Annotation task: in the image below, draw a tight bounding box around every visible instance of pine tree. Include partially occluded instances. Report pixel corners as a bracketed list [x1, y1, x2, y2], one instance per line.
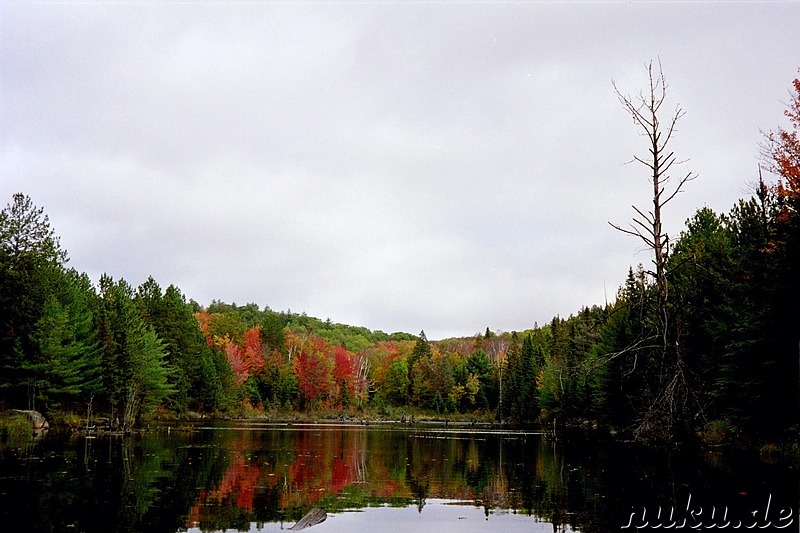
[122, 321, 174, 427]
[408, 330, 433, 404]
[96, 275, 173, 424]
[28, 269, 102, 410]
[517, 334, 540, 423]
[136, 280, 223, 412]
[500, 332, 521, 419]
[0, 193, 68, 407]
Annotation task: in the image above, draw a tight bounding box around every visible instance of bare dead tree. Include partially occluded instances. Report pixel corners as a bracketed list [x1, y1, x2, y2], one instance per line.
[611, 60, 696, 353]
[610, 60, 699, 441]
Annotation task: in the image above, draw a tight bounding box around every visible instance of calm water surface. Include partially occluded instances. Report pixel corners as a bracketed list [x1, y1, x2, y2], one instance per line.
[0, 421, 797, 532]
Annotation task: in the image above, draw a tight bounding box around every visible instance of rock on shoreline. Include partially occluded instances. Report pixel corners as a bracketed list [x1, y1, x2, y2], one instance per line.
[10, 409, 49, 430]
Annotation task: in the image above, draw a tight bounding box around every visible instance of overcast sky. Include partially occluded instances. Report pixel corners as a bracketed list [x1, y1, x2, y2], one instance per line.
[1, 2, 798, 339]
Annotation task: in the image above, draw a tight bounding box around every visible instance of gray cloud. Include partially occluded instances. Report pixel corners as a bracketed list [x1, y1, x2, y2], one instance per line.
[2, 3, 798, 338]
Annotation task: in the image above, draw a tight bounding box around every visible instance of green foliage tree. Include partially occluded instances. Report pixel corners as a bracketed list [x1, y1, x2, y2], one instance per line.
[499, 332, 521, 419]
[0, 193, 68, 407]
[259, 311, 287, 356]
[123, 321, 175, 426]
[717, 187, 790, 435]
[412, 349, 455, 411]
[408, 330, 432, 368]
[28, 269, 102, 411]
[135, 279, 225, 412]
[466, 349, 494, 410]
[206, 312, 247, 345]
[96, 275, 173, 424]
[383, 357, 410, 405]
[512, 333, 542, 423]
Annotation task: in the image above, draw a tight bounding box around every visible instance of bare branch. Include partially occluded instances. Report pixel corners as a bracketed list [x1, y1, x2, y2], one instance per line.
[581, 334, 661, 375]
[633, 155, 656, 170]
[609, 221, 656, 248]
[631, 205, 655, 226]
[661, 171, 697, 206]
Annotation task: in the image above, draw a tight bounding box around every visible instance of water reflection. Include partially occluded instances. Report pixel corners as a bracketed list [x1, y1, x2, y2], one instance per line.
[185, 425, 555, 530]
[0, 423, 796, 533]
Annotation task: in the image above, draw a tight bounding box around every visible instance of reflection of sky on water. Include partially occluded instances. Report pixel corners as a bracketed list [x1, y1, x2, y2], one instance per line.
[185, 499, 576, 533]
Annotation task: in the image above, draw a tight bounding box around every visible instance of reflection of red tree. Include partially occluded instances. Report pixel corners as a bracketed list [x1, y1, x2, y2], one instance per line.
[187, 451, 263, 527]
[188, 429, 417, 529]
[284, 430, 361, 504]
[211, 453, 261, 509]
[330, 456, 351, 494]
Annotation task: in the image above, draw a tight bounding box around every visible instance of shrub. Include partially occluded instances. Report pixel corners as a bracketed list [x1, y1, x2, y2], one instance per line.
[700, 419, 739, 446]
[0, 412, 32, 443]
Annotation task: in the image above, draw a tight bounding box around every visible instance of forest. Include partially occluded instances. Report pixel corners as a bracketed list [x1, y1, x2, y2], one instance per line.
[1, 71, 798, 448]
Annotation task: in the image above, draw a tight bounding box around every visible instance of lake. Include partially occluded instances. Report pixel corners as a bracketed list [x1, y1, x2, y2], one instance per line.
[0, 421, 797, 532]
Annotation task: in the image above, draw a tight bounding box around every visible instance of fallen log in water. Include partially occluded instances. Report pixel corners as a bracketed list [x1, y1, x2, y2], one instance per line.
[290, 507, 327, 531]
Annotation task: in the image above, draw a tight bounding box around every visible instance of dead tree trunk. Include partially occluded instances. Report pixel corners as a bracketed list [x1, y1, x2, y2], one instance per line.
[610, 60, 698, 442]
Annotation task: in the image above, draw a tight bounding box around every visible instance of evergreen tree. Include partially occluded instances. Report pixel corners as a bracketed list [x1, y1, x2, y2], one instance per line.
[719, 188, 787, 435]
[538, 318, 569, 422]
[500, 332, 521, 419]
[466, 349, 494, 410]
[502, 332, 543, 423]
[517, 334, 541, 423]
[408, 330, 433, 403]
[594, 267, 658, 431]
[409, 330, 432, 367]
[0, 193, 68, 407]
[96, 275, 173, 424]
[122, 320, 174, 426]
[136, 279, 224, 412]
[28, 268, 102, 411]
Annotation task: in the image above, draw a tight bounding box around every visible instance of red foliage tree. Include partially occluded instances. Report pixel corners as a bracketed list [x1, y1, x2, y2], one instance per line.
[333, 346, 356, 403]
[292, 336, 335, 408]
[224, 341, 248, 383]
[242, 326, 265, 375]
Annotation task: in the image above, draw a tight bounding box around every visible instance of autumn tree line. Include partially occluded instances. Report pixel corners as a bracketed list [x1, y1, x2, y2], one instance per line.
[1, 71, 798, 444]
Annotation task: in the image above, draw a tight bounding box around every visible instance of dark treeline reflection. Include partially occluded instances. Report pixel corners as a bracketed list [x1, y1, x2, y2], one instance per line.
[1, 425, 796, 532]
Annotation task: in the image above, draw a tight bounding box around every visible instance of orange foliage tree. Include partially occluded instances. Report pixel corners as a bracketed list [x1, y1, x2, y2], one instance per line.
[242, 327, 265, 376]
[763, 73, 800, 212]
